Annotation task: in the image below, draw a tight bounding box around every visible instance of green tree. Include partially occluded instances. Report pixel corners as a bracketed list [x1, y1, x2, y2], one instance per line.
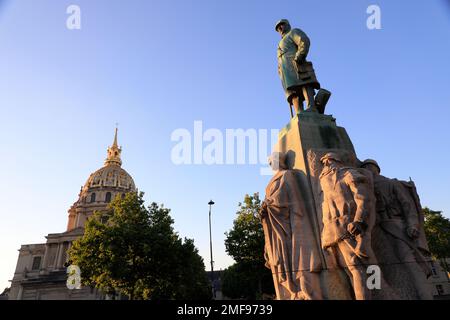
[223, 193, 274, 299]
[68, 192, 211, 300]
[423, 207, 450, 272]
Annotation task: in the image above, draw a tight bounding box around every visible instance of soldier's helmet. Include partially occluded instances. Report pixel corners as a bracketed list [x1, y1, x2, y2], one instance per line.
[361, 159, 380, 173]
[275, 19, 290, 31]
[320, 152, 342, 164]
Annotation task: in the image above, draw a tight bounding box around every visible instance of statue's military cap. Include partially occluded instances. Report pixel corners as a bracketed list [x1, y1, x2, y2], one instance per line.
[275, 19, 290, 31]
[320, 152, 342, 164]
[361, 159, 380, 173]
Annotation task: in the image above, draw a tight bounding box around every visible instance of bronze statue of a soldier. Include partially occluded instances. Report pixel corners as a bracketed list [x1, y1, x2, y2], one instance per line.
[275, 19, 331, 116]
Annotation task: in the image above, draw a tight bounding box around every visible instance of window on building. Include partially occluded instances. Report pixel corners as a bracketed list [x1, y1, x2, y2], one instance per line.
[431, 261, 439, 277]
[90, 193, 96, 203]
[32, 256, 42, 270]
[62, 242, 69, 266]
[105, 192, 112, 203]
[436, 284, 444, 296]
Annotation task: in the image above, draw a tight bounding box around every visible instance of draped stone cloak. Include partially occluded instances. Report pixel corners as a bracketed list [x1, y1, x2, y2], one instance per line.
[261, 169, 322, 296]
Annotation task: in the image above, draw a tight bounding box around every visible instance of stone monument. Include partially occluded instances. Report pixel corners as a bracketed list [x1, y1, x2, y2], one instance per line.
[260, 19, 434, 300]
[260, 152, 323, 300]
[360, 159, 433, 299]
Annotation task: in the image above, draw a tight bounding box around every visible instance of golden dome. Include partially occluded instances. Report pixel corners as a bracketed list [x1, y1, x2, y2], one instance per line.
[82, 165, 136, 193]
[66, 128, 137, 231]
[79, 128, 136, 200]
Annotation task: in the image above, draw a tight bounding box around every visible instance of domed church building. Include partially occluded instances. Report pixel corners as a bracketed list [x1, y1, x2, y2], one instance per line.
[9, 129, 137, 300]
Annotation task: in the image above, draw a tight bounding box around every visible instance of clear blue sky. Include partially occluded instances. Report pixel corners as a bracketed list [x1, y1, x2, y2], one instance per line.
[1, 0, 449, 291]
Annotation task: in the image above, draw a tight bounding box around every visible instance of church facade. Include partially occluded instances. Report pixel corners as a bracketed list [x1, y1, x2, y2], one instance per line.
[9, 130, 136, 300]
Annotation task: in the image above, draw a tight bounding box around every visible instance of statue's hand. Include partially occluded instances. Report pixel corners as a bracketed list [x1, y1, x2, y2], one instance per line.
[259, 201, 268, 219]
[294, 53, 306, 65]
[295, 291, 306, 300]
[347, 221, 366, 236]
[406, 226, 419, 239]
[261, 199, 268, 209]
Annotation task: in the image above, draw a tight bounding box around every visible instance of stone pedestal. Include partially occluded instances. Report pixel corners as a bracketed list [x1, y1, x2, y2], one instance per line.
[274, 112, 358, 299]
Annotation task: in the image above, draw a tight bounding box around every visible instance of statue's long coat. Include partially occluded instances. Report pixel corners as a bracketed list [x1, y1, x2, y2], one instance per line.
[372, 175, 431, 276]
[277, 28, 320, 101]
[319, 167, 376, 259]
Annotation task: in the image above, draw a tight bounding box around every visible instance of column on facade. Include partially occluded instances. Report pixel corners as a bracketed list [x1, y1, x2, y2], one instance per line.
[55, 242, 63, 269]
[41, 243, 51, 271]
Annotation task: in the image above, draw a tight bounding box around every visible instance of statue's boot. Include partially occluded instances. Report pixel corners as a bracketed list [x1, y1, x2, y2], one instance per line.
[314, 88, 332, 114]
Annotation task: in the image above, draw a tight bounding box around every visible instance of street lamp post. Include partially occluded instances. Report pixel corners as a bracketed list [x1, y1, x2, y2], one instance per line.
[208, 200, 215, 298]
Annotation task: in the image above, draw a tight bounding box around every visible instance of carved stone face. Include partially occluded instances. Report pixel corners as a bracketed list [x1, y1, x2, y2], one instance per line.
[268, 152, 287, 171]
[269, 157, 279, 171]
[322, 158, 331, 167]
[322, 157, 341, 170]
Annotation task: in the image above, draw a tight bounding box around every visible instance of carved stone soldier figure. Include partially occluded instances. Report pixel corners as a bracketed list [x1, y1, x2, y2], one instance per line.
[260, 152, 323, 300]
[361, 159, 433, 299]
[276, 19, 330, 115]
[319, 152, 377, 300]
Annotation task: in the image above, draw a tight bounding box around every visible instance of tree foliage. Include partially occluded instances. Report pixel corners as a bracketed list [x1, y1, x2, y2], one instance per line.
[223, 193, 274, 299]
[423, 207, 450, 271]
[68, 192, 211, 300]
